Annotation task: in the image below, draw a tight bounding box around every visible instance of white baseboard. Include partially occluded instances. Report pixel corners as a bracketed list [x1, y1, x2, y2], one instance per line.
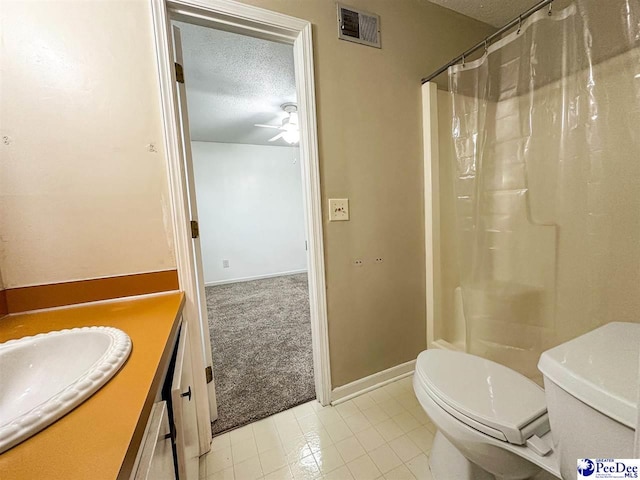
[330, 360, 416, 405]
[205, 269, 308, 287]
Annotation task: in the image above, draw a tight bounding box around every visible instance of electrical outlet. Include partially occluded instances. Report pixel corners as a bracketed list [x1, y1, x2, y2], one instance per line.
[375, 257, 383, 264]
[222, 259, 230, 268]
[328, 198, 349, 221]
[353, 259, 363, 267]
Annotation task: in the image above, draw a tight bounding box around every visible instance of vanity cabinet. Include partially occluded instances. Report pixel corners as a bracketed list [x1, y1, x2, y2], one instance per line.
[133, 402, 174, 480]
[170, 321, 200, 480]
[132, 319, 199, 480]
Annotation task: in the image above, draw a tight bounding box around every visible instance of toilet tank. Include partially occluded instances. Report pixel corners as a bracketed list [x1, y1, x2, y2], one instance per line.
[538, 322, 640, 480]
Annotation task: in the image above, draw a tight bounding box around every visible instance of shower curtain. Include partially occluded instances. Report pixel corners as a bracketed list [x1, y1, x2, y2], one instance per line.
[449, 0, 640, 380]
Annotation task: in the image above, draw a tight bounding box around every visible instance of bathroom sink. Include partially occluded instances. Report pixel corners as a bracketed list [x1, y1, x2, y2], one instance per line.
[0, 326, 132, 454]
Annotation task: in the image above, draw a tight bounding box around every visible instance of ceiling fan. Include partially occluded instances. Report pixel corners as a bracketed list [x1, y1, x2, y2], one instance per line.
[254, 103, 300, 145]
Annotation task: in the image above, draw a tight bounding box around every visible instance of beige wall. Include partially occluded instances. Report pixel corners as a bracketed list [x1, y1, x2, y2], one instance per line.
[0, 0, 175, 288]
[235, 0, 494, 386]
[0, 0, 493, 387]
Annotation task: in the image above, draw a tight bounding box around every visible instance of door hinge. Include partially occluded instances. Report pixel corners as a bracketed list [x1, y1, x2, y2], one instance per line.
[175, 62, 185, 84]
[190, 220, 199, 239]
[205, 366, 213, 383]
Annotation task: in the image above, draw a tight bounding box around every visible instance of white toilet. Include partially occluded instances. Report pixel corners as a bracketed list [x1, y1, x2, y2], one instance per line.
[413, 322, 639, 480]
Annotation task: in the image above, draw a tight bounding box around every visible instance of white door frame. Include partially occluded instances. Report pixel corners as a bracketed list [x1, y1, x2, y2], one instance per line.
[150, 0, 332, 452]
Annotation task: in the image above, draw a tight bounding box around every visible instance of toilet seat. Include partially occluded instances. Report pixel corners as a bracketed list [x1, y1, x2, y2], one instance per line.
[415, 350, 550, 445]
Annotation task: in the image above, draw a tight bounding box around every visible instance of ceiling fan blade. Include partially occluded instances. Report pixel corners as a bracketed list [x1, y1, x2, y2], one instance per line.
[254, 124, 282, 129]
[268, 132, 285, 142]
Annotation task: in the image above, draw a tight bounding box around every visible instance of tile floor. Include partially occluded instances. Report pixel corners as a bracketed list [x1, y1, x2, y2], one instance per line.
[199, 376, 436, 480]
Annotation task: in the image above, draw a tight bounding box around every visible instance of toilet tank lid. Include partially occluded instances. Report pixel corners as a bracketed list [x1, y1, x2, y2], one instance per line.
[538, 322, 640, 429]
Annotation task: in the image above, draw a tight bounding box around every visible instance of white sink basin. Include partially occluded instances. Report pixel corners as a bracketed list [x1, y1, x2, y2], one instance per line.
[0, 326, 132, 453]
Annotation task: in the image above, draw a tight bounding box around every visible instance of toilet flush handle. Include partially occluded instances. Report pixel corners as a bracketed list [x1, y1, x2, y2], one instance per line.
[525, 435, 552, 456]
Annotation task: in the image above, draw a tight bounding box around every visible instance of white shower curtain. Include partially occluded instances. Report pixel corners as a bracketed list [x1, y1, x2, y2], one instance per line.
[449, 0, 640, 380]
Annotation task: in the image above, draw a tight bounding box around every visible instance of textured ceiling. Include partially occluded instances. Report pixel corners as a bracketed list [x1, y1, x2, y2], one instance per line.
[427, 0, 544, 27]
[175, 21, 296, 146]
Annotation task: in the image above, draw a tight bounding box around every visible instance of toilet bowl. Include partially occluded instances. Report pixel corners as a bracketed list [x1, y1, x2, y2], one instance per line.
[413, 322, 639, 480]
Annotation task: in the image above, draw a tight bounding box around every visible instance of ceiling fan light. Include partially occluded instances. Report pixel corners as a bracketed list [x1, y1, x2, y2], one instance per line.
[283, 129, 299, 144]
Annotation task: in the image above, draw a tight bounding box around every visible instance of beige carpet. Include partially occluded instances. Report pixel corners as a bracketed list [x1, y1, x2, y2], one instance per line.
[206, 273, 315, 435]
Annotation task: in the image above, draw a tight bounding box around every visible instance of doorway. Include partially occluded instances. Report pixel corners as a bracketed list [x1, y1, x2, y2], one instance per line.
[177, 21, 315, 433]
[152, 0, 331, 448]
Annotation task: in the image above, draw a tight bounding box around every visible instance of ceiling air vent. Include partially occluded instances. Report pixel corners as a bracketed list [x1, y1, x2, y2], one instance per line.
[337, 4, 381, 49]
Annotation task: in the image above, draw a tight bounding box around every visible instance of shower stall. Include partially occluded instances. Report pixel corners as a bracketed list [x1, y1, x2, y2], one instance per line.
[423, 0, 640, 382]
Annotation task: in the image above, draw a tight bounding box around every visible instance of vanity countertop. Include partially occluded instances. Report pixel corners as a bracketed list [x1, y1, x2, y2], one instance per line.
[0, 292, 185, 480]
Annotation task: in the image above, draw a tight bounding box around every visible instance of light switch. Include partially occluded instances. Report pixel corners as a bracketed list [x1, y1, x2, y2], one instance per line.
[329, 198, 349, 221]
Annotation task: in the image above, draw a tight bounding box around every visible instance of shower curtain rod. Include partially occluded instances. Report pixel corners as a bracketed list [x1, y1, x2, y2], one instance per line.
[421, 0, 554, 84]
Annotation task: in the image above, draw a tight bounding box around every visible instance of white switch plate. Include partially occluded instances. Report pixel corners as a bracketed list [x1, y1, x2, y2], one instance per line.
[329, 198, 349, 221]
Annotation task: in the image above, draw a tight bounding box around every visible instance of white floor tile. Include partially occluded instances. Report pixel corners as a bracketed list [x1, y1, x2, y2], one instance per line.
[388, 435, 422, 463]
[273, 409, 297, 424]
[384, 464, 416, 480]
[323, 465, 355, 480]
[408, 407, 431, 426]
[207, 375, 435, 480]
[230, 425, 255, 445]
[354, 427, 386, 452]
[324, 418, 353, 443]
[392, 412, 420, 434]
[361, 406, 390, 426]
[397, 377, 413, 390]
[316, 407, 343, 427]
[335, 400, 360, 419]
[312, 445, 345, 474]
[303, 428, 334, 454]
[281, 436, 314, 464]
[342, 411, 373, 434]
[396, 395, 420, 411]
[259, 446, 288, 475]
[382, 383, 407, 399]
[405, 427, 434, 455]
[256, 428, 282, 453]
[292, 402, 316, 420]
[232, 439, 259, 464]
[374, 418, 404, 442]
[263, 465, 294, 480]
[334, 436, 366, 463]
[368, 444, 403, 474]
[423, 422, 437, 435]
[352, 394, 376, 411]
[377, 398, 405, 418]
[206, 446, 233, 474]
[234, 456, 263, 480]
[278, 421, 305, 442]
[346, 455, 382, 480]
[297, 413, 324, 434]
[207, 466, 235, 480]
[405, 454, 432, 480]
[289, 453, 322, 479]
[212, 433, 232, 452]
[253, 418, 278, 436]
[368, 388, 392, 405]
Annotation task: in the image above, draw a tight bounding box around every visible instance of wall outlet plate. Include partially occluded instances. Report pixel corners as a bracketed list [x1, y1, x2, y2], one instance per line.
[329, 198, 349, 221]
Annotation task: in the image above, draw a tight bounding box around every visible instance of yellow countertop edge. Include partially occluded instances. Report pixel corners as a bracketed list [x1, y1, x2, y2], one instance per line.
[0, 291, 186, 480]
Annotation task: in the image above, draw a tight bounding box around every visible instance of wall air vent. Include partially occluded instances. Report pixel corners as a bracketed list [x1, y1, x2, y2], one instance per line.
[337, 4, 381, 49]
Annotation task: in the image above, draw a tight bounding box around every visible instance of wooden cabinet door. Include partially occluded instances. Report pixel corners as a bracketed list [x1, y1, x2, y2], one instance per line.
[171, 322, 200, 480]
